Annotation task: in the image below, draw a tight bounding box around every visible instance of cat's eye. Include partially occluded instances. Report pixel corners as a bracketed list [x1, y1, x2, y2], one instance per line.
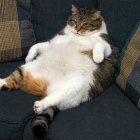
[91, 17, 97, 21]
[83, 23, 93, 26]
[90, 27, 96, 31]
[83, 23, 88, 26]
[68, 20, 76, 26]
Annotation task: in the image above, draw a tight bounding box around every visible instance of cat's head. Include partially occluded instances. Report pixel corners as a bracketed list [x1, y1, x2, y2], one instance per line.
[67, 5, 103, 35]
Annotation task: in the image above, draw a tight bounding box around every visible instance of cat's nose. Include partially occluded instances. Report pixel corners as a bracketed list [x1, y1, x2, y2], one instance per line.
[76, 32, 81, 35]
[76, 26, 81, 32]
[76, 30, 80, 35]
[76, 29, 80, 32]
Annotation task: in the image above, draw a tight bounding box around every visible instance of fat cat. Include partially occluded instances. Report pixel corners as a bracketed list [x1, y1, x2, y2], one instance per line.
[0, 5, 119, 139]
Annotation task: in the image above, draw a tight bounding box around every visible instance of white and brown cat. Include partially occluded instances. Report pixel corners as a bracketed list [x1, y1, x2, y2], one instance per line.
[0, 5, 119, 139]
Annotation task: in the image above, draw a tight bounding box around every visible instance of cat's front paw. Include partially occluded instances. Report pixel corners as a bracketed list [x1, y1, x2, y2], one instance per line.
[34, 101, 44, 114]
[93, 54, 104, 63]
[25, 49, 37, 63]
[0, 79, 6, 90]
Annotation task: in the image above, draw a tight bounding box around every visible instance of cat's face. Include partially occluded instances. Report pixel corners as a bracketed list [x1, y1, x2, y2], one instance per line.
[67, 5, 103, 35]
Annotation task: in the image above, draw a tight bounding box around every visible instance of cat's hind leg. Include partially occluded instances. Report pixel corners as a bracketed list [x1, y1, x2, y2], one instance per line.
[0, 67, 48, 97]
[0, 78, 7, 90]
[0, 68, 23, 90]
[32, 107, 58, 139]
[34, 74, 91, 114]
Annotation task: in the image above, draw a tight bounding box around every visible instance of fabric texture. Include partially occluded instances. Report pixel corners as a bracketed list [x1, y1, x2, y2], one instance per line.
[31, 0, 97, 42]
[0, 0, 36, 62]
[116, 21, 140, 109]
[98, 0, 140, 50]
[23, 84, 140, 140]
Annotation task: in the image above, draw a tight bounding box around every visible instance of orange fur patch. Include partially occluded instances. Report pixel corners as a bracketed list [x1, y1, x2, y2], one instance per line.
[21, 72, 48, 97]
[4, 68, 48, 97]
[5, 70, 22, 89]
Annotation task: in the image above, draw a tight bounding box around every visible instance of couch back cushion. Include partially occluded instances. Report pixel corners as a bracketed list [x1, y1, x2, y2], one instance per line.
[0, 0, 36, 62]
[116, 21, 140, 109]
[98, 0, 140, 50]
[31, 0, 97, 42]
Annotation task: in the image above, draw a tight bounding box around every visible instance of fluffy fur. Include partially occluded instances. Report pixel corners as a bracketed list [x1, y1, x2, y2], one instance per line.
[0, 5, 119, 139]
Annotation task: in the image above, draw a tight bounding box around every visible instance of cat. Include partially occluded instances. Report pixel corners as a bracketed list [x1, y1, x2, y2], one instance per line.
[0, 5, 119, 139]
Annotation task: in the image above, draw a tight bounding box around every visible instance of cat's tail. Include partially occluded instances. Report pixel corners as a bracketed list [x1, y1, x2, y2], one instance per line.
[32, 107, 58, 140]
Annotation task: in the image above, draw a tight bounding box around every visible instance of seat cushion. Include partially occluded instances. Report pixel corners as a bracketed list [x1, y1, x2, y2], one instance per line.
[0, 0, 36, 62]
[0, 60, 38, 140]
[31, 0, 97, 42]
[23, 84, 140, 140]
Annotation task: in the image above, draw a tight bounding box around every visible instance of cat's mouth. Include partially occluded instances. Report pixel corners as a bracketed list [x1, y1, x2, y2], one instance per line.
[74, 31, 95, 36]
[72, 28, 90, 36]
[74, 32, 82, 36]
[77, 29, 101, 36]
[67, 25, 97, 36]
[72, 28, 98, 36]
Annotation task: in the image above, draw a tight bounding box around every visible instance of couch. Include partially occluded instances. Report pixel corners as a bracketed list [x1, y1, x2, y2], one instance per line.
[0, 0, 140, 140]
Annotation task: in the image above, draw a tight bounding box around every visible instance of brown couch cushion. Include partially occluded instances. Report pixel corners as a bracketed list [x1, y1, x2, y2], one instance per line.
[0, 0, 36, 62]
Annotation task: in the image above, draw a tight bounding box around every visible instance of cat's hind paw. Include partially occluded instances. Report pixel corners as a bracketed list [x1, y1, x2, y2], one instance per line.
[0, 79, 6, 90]
[34, 101, 44, 114]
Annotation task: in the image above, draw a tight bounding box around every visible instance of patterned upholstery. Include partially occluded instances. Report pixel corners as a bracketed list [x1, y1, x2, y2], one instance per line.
[0, 0, 35, 62]
[116, 21, 140, 109]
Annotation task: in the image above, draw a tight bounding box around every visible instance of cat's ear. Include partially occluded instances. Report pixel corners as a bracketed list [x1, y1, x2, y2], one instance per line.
[91, 10, 101, 20]
[71, 4, 80, 14]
